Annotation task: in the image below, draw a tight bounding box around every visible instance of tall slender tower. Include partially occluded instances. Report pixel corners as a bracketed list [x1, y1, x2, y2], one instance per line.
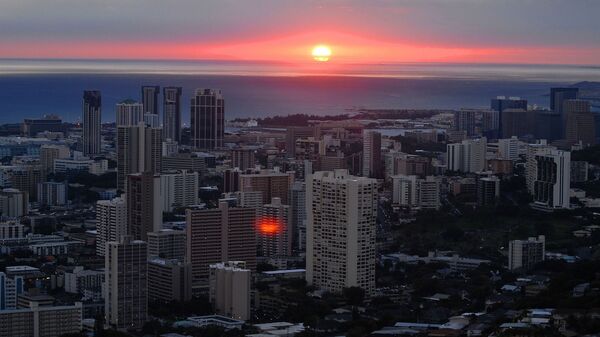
[190, 89, 224, 150]
[96, 196, 127, 257]
[362, 130, 382, 178]
[105, 236, 148, 330]
[117, 123, 162, 191]
[306, 169, 377, 295]
[83, 90, 101, 156]
[116, 100, 144, 127]
[141, 86, 160, 115]
[163, 87, 182, 143]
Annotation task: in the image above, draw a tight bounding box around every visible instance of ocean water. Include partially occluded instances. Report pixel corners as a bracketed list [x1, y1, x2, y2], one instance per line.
[0, 59, 598, 124]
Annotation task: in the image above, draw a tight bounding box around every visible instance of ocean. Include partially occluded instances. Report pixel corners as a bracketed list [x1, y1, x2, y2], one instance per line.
[0, 59, 598, 124]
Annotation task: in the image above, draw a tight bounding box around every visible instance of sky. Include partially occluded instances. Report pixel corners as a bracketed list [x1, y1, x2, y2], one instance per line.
[0, 0, 599, 65]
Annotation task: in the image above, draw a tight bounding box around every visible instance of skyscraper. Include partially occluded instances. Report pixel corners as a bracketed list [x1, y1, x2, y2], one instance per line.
[447, 138, 487, 173]
[186, 201, 256, 285]
[159, 170, 199, 212]
[531, 148, 570, 211]
[190, 88, 224, 150]
[454, 109, 476, 137]
[209, 261, 251, 320]
[141, 86, 160, 115]
[490, 96, 528, 137]
[116, 123, 162, 191]
[290, 181, 307, 253]
[565, 99, 595, 146]
[96, 196, 127, 257]
[362, 130, 382, 178]
[105, 236, 148, 330]
[163, 87, 182, 143]
[239, 169, 295, 204]
[82, 90, 101, 156]
[39, 144, 70, 177]
[127, 173, 162, 241]
[306, 170, 377, 295]
[116, 100, 144, 127]
[550, 87, 578, 121]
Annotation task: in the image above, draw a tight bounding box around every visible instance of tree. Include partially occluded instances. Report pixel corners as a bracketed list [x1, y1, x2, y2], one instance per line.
[343, 287, 365, 306]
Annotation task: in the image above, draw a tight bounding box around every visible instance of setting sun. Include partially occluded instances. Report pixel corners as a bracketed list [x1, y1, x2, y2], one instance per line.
[312, 45, 332, 62]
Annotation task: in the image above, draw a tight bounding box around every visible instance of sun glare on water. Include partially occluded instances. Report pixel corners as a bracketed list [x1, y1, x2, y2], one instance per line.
[312, 45, 332, 62]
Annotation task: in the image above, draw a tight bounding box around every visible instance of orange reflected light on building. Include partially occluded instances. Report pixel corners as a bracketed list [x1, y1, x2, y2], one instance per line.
[257, 217, 282, 235]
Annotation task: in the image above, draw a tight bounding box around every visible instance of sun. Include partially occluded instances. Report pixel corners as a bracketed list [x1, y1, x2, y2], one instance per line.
[312, 45, 332, 62]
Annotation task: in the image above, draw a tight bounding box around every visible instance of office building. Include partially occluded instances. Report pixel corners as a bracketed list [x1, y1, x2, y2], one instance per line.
[82, 90, 101, 156]
[534, 111, 562, 141]
[481, 110, 500, 138]
[163, 87, 182, 143]
[491, 96, 527, 137]
[162, 153, 209, 174]
[497, 136, 520, 161]
[39, 144, 70, 176]
[37, 181, 67, 206]
[96, 196, 127, 257]
[571, 161, 589, 183]
[53, 156, 108, 176]
[508, 235, 545, 271]
[392, 175, 440, 210]
[477, 175, 500, 206]
[501, 109, 536, 138]
[0, 188, 27, 217]
[0, 272, 24, 310]
[64, 267, 104, 296]
[565, 99, 595, 146]
[223, 168, 242, 193]
[9, 164, 41, 200]
[259, 197, 291, 257]
[117, 122, 162, 191]
[362, 130, 382, 178]
[550, 87, 578, 121]
[231, 148, 256, 170]
[147, 229, 186, 261]
[116, 100, 144, 127]
[454, 109, 476, 137]
[160, 170, 199, 212]
[447, 138, 487, 173]
[0, 302, 82, 337]
[239, 169, 295, 204]
[209, 261, 251, 321]
[105, 236, 147, 330]
[186, 201, 256, 283]
[141, 85, 160, 116]
[286, 126, 316, 158]
[22, 114, 65, 137]
[127, 173, 162, 241]
[306, 170, 377, 295]
[190, 88, 224, 150]
[531, 148, 571, 211]
[295, 137, 324, 166]
[0, 220, 24, 241]
[148, 258, 192, 303]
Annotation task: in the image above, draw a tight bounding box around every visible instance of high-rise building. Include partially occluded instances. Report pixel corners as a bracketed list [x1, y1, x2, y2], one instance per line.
[0, 188, 27, 218]
[501, 109, 536, 138]
[391, 175, 440, 210]
[190, 89, 224, 150]
[454, 109, 476, 137]
[162, 153, 209, 174]
[96, 196, 127, 257]
[82, 91, 101, 156]
[531, 148, 571, 211]
[239, 169, 295, 204]
[286, 126, 316, 158]
[147, 229, 186, 261]
[550, 87, 578, 121]
[290, 182, 307, 253]
[116, 100, 144, 127]
[37, 181, 67, 206]
[306, 170, 377, 295]
[258, 197, 291, 257]
[565, 99, 595, 146]
[163, 87, 182, 143]
[508, 235, 545, 270]
[105, 236, 147, 330]
[490, 96, 528, 137]
[362, 130, 382, 178]
[220, 191, 263, 212]
[231, 148, 256, 170]
[160, 170, 199, 212]
[497, 136, 520, 161]
[141, 86, 160, 115]
[39, 144, 70, 177]
[534, 111, 562, 141]
[525, 141, 553, 193]
[0, 302, 82, 337]
[209, 261, 251, 321]
[186, 201, 256, 284]
[22, 114, 65, 137]
[571, 161, 589, 183]
[0, 272, 24, 310]
[127, 173, 162, 241]
[481, 110, 500, 139]
[117, 123, 162, 191]
[477, 175, 500, 206]
[0, 220, 25, 241]
[148, 258, 192, 303]
[447, 138, 487, 173]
